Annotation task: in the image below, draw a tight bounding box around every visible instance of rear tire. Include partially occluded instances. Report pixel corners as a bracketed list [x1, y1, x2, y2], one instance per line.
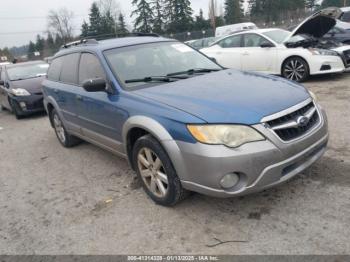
[132, 134, 189, 206]
[50, 108, 81, 148]
[282, 57, 309, 82]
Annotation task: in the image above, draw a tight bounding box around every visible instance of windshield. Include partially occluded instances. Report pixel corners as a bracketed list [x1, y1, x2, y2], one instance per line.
[262, 29, 291, 44]
[7, 63, 49, 81]
[104, 41, 222, 90]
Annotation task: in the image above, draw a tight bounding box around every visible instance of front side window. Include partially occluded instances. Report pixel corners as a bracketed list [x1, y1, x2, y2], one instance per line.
[7, 63, 49, 81]
[243, 34, 273, 47]
[78, 53, 106, 85]
[218, 35, 242, 48]
[104, 42, 221, 90]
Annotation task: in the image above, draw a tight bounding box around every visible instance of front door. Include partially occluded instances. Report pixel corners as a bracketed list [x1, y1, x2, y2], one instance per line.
[240, 33, 277, 73]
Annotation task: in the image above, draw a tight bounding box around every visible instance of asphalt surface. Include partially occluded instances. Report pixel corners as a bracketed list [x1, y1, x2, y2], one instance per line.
[0, 73, 350, 255]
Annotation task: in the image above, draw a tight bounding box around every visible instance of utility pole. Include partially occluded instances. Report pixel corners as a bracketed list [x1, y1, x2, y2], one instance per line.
[209, 0, 216, 31]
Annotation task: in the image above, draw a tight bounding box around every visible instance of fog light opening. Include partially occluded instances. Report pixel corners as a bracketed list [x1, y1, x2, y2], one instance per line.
[19, 102, 26, 109]
[220, 173, 240, 189]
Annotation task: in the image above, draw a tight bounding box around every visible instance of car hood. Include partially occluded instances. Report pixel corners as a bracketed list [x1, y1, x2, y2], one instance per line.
[133, 70, 310, 124]
[10, 76, 45, 94]
[286, 7, 343, 41]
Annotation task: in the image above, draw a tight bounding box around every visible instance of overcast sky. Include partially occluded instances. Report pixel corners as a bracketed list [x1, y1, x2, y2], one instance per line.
[0, 0, 227, 48]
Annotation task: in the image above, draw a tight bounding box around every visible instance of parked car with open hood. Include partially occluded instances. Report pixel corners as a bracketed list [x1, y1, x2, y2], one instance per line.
[0, 61, 49, 119]
[202, 8, 350, 82]
[42, 36, 328, 206]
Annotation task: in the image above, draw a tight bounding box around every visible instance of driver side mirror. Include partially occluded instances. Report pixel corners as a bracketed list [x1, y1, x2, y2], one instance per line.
[82, 78, 106, 92]
[260, 42, 275, 48]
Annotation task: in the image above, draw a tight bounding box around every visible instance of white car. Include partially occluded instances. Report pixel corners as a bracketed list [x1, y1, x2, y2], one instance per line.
[202, 8, 350, 82]
[215, 22, 258, 38]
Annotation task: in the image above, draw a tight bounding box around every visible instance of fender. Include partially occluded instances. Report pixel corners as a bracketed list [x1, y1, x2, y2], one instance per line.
[122, 115, 188, 180]
[44, 96, 69, 129]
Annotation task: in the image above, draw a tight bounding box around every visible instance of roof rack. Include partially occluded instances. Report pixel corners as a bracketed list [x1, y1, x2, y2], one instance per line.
[131, 32, 160, 37]
[61, 39, 98, 49]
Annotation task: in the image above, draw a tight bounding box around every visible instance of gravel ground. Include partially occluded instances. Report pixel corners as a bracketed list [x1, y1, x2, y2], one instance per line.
[0, 73, 349, 255]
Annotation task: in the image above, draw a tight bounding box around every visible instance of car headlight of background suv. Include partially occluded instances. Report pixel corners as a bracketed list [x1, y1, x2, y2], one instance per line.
[309, 48, 338, 56]
[10, 88, 31, 96]
[187, 125, 265, 148]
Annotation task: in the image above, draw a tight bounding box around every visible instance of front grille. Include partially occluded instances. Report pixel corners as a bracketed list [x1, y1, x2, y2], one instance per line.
[340, 50, 350, 68]
[266, 102, 320, 142]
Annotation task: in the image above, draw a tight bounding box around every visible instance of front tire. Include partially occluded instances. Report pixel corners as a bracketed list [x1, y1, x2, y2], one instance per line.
[9, 98, 23, 119]
[132, 135, 189, 206]
[282, 57, 309, 82]
[50, 108, 81, 148]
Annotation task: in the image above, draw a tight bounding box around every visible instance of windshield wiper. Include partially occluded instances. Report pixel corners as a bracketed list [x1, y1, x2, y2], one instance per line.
[125, 75, 186, 84]
[167, 68, 221, 77]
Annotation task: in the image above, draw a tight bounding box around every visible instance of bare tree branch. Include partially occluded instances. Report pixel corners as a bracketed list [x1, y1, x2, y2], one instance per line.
[47, 8, 74, 42]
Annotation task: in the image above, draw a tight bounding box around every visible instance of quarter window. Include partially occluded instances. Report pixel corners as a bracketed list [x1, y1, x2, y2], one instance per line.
[78, 53, 106, 85]
[218, 35, 242, 48]
[60, 53, 80, 85]
[47, 56, 64, 81]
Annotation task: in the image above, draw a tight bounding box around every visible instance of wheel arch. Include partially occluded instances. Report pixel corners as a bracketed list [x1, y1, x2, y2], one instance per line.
[122, 116, 179, 170]
[281, 55, 310, 75]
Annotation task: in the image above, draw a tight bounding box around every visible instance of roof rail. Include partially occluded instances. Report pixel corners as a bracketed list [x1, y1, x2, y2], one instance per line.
[131, 32, 160, 37]
[61, 39, 98, 49]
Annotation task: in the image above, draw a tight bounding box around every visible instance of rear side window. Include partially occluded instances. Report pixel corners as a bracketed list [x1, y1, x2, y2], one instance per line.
[60, 53, 80, 85]
[341, 12, 350, 22]
[47, 57, 63, 81]
[218, 35, 242, 48]
[78, 53, 106, 85]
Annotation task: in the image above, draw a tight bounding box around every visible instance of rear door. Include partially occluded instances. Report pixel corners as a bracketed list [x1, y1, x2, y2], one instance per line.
[209, 34, 243, 69]
[44, 53, 81, 132]
[240, 33, 277, 73]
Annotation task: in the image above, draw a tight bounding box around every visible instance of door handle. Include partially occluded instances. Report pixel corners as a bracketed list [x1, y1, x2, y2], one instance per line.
[76, 95, 83, 101]
[242, 52, 249, 56]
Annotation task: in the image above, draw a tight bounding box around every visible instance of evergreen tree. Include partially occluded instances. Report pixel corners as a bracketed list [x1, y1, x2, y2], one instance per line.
[322, 0, 344, 7]
[46, 33, 56, 55]
[224, 0, 244, 24]
[151, 0, 164, 33]
[100, 10, 116, 36]
[193, 9, 211, 30]
[164, 0, 193, 33]
[131, 0, 154, 33]
[35, 35, 45, 53]
[81, 20, 90, 37]
[88, 3, 103, 36]
[118, 13, 129, 35]
[27, 41, 36, 60]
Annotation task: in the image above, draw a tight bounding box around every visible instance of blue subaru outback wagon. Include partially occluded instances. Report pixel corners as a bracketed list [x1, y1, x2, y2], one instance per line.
[42, 36, 329, 206]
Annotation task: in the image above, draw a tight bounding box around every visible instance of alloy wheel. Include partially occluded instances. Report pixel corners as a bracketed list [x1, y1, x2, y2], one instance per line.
[283, 59, 307, 82]
[137, 147, 169, 198]
[53, 114, 66, 144]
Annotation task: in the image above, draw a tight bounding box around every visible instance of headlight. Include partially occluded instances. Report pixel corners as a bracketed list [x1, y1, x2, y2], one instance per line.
[187, 125, 265, 148]
[309, 48, 338, 56]
[10, 88, 31, 96]
[309, 91, 318, 102]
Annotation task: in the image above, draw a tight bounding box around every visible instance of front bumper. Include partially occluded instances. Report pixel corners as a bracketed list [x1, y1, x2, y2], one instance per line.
[309, 55, 345, 75]
[164, 104, 328, 198]
[10, 94, 45, 116]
